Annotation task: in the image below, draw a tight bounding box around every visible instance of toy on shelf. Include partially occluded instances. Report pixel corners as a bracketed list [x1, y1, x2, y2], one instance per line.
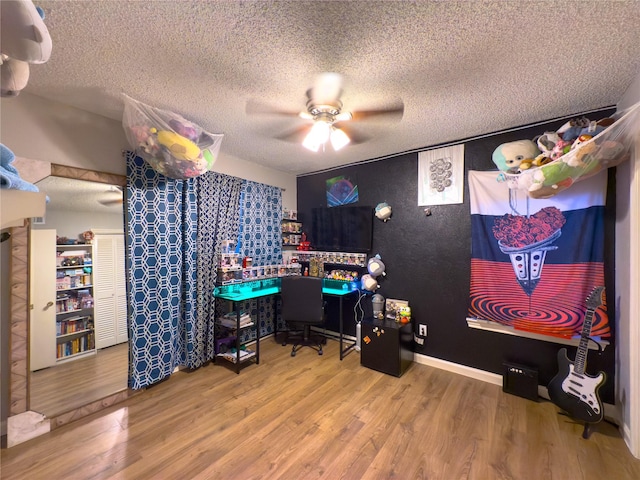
[122, 94, 224, 180]
[495, 101, 640, 199]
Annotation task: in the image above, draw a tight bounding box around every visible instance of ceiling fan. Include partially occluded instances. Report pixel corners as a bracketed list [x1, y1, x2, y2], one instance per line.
[247, 73, 404, 152]
[98, 186, 124, 207]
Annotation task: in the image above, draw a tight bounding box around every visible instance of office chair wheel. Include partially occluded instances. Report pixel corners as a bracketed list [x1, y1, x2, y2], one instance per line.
[318, 348, 323, 355]
[291, 350, 296, 357]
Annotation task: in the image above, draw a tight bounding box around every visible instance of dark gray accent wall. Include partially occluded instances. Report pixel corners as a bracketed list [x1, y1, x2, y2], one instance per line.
[297, 110, 617, 403]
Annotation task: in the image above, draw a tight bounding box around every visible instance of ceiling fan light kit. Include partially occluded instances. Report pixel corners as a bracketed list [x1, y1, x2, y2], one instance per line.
[248, 72, 402, 152]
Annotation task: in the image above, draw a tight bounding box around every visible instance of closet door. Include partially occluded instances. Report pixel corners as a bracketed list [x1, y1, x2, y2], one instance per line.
[114, 234, 128, 344]
[94, 235, 117, 348]
[94, 233, 128, 349]
[29, 229, 57, 370]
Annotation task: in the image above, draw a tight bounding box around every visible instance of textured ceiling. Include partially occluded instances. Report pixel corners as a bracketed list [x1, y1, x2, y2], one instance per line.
[22, 1, 640, 175]
[36, 176, 123, 214]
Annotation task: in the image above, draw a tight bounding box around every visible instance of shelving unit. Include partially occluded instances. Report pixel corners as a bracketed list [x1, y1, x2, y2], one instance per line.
[215, 307, 259, 373]
[55, 244, 96, 362]
[282, 218, 302, 246]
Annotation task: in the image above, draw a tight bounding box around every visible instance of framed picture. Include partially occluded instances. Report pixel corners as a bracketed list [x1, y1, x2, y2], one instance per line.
[418, 144, 465, 206]
[385, 298, 409, 320]
[326, 175, 359, 207]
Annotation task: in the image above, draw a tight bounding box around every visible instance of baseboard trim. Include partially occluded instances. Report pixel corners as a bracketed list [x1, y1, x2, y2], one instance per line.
[413, 353, 503, 386]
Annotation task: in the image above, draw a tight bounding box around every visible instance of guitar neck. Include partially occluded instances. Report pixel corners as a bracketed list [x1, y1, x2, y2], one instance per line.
[574, 309, 595, 375]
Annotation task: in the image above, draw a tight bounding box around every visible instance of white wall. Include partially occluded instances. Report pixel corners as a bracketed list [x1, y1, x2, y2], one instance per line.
[32, 209, 124, 239]
[616, 71, 640, 457]
[0, 93, 297, 207]
[1, 93, 129, 175]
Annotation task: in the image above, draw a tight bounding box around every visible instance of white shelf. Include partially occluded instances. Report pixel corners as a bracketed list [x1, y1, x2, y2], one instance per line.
[56, 308, 84, 315]
[57, 328, 94, 340]
[56, 349, 96, 363]
[56, 285, 93, 292]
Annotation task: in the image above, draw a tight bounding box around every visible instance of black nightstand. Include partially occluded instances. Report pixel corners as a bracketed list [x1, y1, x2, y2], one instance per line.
[361, 317, 413, 377]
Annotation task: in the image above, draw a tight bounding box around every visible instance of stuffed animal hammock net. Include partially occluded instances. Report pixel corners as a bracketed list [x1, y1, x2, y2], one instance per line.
[499, 101, 640, 199]
[122, 94, 223, 180]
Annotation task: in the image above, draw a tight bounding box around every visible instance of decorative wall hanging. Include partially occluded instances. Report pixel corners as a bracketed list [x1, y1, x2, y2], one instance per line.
[418, 144, 464, 206]
[326, 175, 359, 207]
[466, 170, 610, 342]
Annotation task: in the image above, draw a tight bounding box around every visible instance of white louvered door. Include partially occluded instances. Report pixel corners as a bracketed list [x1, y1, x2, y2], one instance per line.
[114, 234, 128, 344]
[93, 234, 128, 349]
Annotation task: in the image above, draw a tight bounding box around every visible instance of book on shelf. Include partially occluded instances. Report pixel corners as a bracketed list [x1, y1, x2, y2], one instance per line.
[219, 310, 252, 326]
[218, 349, 255, 363]
[218, 317, 253, 329]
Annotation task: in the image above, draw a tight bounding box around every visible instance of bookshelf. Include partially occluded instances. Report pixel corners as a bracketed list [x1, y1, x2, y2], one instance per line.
[55, 244, 96, 361]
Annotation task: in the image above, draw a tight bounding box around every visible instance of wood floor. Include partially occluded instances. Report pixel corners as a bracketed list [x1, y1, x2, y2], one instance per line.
[30, 343, 129, 417]
[3, 339, 640, 479]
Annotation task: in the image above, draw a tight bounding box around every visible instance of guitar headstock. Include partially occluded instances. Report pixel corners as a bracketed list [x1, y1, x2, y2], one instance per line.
[586, 286, 605, 310]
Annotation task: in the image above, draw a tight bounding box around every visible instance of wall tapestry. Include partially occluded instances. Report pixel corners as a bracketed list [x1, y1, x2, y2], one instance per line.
[193, 172, 242, 369]
[326, 175, 359, 207]
[467, 170, 610, 341]
[126, 152, 196, 389]
[237, 180, 283, 339]
[418, 144, 464, 206]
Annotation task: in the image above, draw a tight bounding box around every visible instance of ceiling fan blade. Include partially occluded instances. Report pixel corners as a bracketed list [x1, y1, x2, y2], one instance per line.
[336, 125, 370, 145]
[246, 99, 301, 117]
[99, 198, 123, 206]
[274, 125, 313, 144]
[350, 102, 404, 123]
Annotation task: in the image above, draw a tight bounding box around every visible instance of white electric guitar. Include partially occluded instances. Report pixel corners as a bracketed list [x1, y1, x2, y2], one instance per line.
[548, 286, 606, 423]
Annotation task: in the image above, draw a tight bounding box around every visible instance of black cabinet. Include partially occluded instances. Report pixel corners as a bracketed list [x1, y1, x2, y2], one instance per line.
[361, 317, 413, 377]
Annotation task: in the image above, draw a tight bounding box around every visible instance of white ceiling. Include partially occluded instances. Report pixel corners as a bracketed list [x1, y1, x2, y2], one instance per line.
[23, 0, 640, 176]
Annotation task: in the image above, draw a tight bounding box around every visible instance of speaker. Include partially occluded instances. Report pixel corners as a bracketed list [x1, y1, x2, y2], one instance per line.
[503, 362, 538, 401]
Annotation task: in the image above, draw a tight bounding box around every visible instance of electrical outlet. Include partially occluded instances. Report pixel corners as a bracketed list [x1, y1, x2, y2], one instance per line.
[419, 324, 427, 336]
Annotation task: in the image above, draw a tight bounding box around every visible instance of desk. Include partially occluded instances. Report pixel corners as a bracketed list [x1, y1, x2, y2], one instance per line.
[213, 278, 357, 369]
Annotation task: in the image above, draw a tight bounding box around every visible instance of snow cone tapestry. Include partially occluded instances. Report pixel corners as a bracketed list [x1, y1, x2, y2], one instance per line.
[467, 170, 609, 341]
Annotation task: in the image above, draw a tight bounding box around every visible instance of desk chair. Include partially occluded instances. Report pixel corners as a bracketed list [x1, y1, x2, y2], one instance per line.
[280, 276, 325, 356]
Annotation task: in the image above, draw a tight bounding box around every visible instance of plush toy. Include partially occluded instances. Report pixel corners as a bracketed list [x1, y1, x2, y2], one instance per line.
[535, 131, 562, 157]
[397, 306, 411, 324]
[367, 254, 386, 277]
[151, 128, 201, 161]
[492, 140, 540, 173]
[0, 56, 29, 97]
[361, 274, 379, 291]
[0, 1, 52, 97]
[549, 138, 572, 160]
[375, 202, 392, 222]
[169, 118, 199, 142]
[557, 117, 590, 142]
[0, 1, 52, 64]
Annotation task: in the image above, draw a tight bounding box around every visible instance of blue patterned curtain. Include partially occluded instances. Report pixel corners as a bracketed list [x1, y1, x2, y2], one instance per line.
[237, 180, 283, 339]
[190, 172, 242, 368]
[126, 153, 197, 389]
